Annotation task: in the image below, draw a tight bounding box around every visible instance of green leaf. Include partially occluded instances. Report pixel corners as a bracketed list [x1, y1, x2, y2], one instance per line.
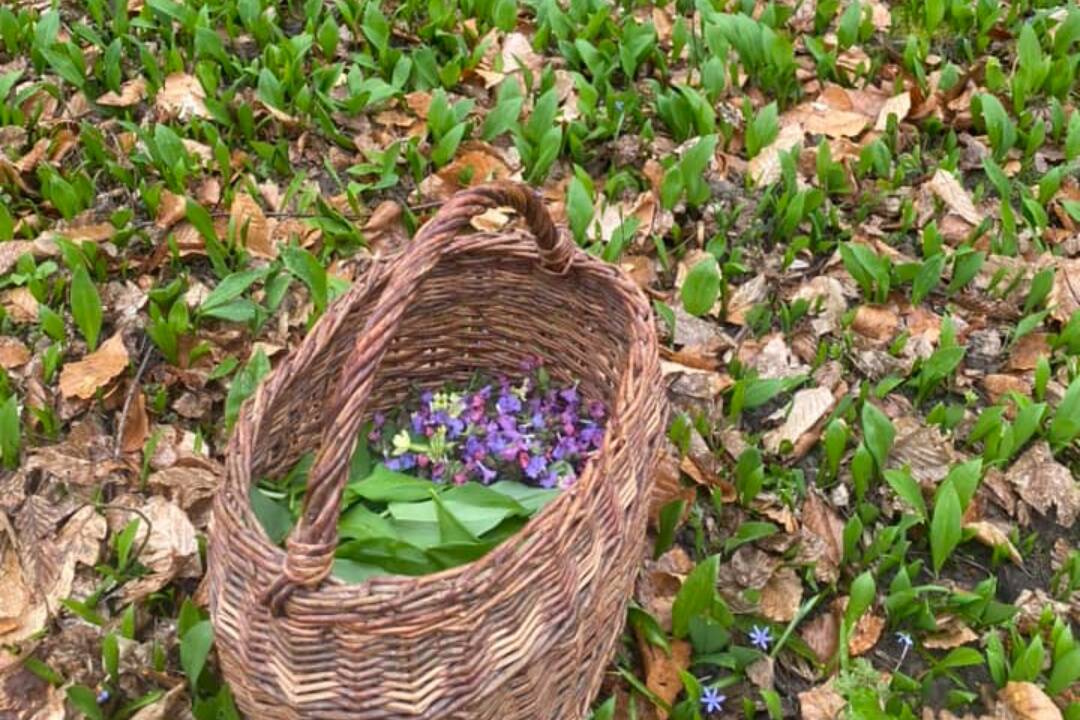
[179, 620, 213, 687]
[69, 264, 102, 351]
[939, 459, 982, 511]
[1011, 635, 1044, 682]
[567, 174, 594, 244]
[0, 394, 20, 470]
[250, 488, 295, 544]
[349, 464, 446, 503]
[223, 349, 270, 433]
[930, 481, 962, 574]
[281, 246, 328, 315]
[672, 555, 718, 638]
[1049, 375, 1080, 449]
[681, 256, 720, 316]
[938, 646, 983, 670]
[912, 254, 945, 305]
[431, 491, 478, 544]
[883, 469, 926, 519]
[591, 697, 616, 720]
[1048, 647, 1080, 695]
[845, 571, 876, 629]
[362, 1, 391, 54]
[66, 685, 103, 720]
[861, 401, 895, 470]
[655, 499, 685, 559]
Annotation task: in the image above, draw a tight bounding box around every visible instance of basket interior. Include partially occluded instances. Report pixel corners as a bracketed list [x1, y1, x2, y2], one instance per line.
[249, 242, 640, 483]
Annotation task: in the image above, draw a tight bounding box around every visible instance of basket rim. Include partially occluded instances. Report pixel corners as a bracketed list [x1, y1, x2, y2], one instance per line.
[213, 234, 659, 614]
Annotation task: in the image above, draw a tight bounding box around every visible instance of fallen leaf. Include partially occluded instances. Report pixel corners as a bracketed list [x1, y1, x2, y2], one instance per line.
[129, 684, 189, 720]
[765, 386, 835, 453]
[747, 656, 775, 690]
[470, 207, 511, 232]
[1, 287, 39, 324]
[875, 91, 912, 131]
[802, 489, 844, 582]
[500, 32, 544, 81]
[1048, 259, 1080, 324]
[852, 304, 899, 343]
[927, 169, 982, 226]
[983, 374, 1031, 403]
[794, 104, 868, 138]
[1007, 333, 1050, 371]
[923, 616, 980, 649]
[749, 122, 804, 187]
[849, 613, 885, 656]
[0, 337, 31, 368]
[760, 566, 803, 622]
[963, 521, 1023, 565]
[96, 77, 147, 107]
[230, 192, 273, 258]
[650, 442, 694, 524]
[156, 189, 188, 230]
[635, 547, 693, 632]
[1006, 442, 1079, 527]
[889, 417, 961, 487]
[155, 73, 210, 120]
[121, 387, 149, 454]
[363, 200, 408, 254]
[111, 496, 201, 603]
[999, 682, 1063, 720]
[726, 274, 769, 324]
[58, 333, 130, 400]
[801, 611, 840, 664]
[800, 682, 846, 720]
[639, 638, 691, 720]
[0, 240, 37, 275]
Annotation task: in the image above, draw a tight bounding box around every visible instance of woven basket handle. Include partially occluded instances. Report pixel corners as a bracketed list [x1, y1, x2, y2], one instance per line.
[261, 181, 574, 615]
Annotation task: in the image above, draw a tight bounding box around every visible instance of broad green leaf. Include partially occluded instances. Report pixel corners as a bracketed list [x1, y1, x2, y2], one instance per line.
[672, 555, 718, 638]
[845, 571, 876, 629]
[931, 481, 962, 574]
[349, 464, 443, 503]
[70, 265, 102, 351]
[179, 620, 213, 686]
[1049, 375, 1080, 449]
[223, 349, 270, 433]
[681, 256, 720, 316]
[250, 488, 295, 544]
[1047, 647, 1080, 695]
[883, 469, 926, 519]
[281, 246, 327, 315]
[66, 686, 103, 720]
[0, 394, 19, 469]
[861, 401, 895, 470]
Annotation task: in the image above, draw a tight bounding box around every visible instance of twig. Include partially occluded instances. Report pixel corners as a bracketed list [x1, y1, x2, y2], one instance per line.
[114, 338, 153, 460]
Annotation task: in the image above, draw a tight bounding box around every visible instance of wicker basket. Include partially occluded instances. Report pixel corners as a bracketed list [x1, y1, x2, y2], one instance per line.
[207, 181, 665, 719]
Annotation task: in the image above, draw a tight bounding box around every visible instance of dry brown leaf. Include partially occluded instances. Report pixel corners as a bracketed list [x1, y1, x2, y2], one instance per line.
[798, 105, 869, 138]
[875, 91, 912, 131]
[802, 489, 844, 582]
[760, 566, 803, 622]
[0, 337, 31, 368]
[927, 169, 982, 226]
[1006, 442, 1079, 527]
[121, 387, 149, 454]
[963, 521, 1023, 565]
[363, 200, 408, 254]
[2, 286, 40, 324]
[650, 441, 694, 524]
[500, 32, 544, 79]
[999, 682, 1063, 720]
[639, 638, 691, 720]
[747, 656, 775, 690]
[749, 122, 804, 187]
[635, 547, 693, 633]
[1008, 333, 1050, 371]
[852, 304, 899, 342]
[726, 274, 768, 324]
[58, 333, 130, 400]
[924, 617, 980, 649]
[0, 240, 37, 276]
[230, 192, 273, 258]
[764, 386, 835, 453]
[889, 417, 961, 487]
[470, 207, 511, 231]
[801, 611, 840, 664]
[799, 682, 846, 720]
[156, 189, 187, 230]
[114, 496, 201, 603]
[1049, 259, 1080, 324]
[96, 77, 147, 107]
[849, 613, 885, 656]
[155, 73, 210, 120]
[984, 374, 1032, 403]
[794, 275, 848, 336]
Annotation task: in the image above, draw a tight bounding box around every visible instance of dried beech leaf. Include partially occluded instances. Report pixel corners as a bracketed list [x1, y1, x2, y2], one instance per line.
[998, 682, 1063, 720]
[58, 333, 130, 399]
[764, 386, 835, 453]
[927, 169, 982, 226]
[1006, 442, 1080, 527]
[155, 73, 210, 120]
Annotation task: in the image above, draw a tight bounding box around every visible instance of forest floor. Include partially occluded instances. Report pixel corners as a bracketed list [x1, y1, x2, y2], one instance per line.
[1, 0, 1079, 718]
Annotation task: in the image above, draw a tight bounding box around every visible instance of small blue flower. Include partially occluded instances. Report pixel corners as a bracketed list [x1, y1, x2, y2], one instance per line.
[749, 625, 773, 651]
[496, 393, 522, 415]
[96, 689, 110, 704]
[896, 632, 914, 650]
[700, 686, 725, 713]
[524, 454, 548, 480]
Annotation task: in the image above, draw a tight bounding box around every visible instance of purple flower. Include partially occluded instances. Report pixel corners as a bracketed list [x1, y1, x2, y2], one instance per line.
[559, 386, 579, 405]
[477, 462, 497, 483]
[386, 453, 416, 471]
[373, 412, 386, 427]
[496, 393, 522, 415]
[749, 625, 773, 651]
[96, 689, 110, 705]
[524, 454, 548, 480]
[588, 400, 606, 420]
[700, 687, 725, 714]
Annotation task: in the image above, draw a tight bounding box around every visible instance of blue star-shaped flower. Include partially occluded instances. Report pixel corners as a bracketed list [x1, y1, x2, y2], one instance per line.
[700, 686, 726, 713]
[895, 631, 914, 649]
[749, 624, 773, 651]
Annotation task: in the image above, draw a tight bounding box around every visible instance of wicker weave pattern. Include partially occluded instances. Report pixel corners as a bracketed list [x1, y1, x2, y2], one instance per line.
[208, 182, 665, 719]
